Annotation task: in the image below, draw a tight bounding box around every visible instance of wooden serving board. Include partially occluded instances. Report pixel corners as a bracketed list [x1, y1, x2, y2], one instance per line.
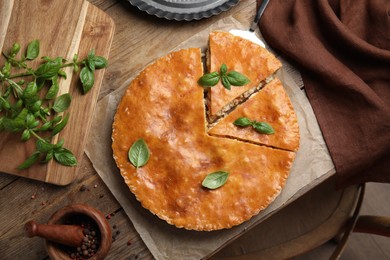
[0, 0, 114, 185]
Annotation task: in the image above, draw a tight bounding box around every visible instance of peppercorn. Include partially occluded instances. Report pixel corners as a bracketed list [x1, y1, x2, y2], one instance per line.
[63, 215, 101, 260]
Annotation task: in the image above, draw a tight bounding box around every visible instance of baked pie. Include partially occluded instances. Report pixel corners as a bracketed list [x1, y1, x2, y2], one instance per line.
[112, 32, 299, 231]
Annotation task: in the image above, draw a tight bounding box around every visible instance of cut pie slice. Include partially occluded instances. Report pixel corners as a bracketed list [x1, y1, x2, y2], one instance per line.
[208, 31, 282, 117]
[209, 78, 300, 152]
[112, 48, 296, 231]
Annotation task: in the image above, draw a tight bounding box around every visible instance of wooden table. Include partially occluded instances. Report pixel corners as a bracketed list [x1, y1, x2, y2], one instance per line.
[0, 1, 334, 259]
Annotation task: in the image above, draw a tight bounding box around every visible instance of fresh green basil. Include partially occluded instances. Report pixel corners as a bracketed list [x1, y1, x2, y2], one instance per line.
[202, 171, 229, 190]
[227, 71, 250, 86]
[10, 43, 21, 57]
[58, 69, 67, 79]
[80, 66, 95, 94]
[39, 121, 52, 131]
[87, 49, 96, 71]
[45, 77, 59, 100]
[2, 108, 28, 132]
[220, 63, 228, 75]
[51, 113, 69, 136]
[198, 72, 220, 87]
[233, 117, 275, 135]
[198, 64, 249, 90]
[233, 117, 252, 127]
[221, 75, 231, 90]
[23, 82, 38, 99]
[26, 40, 40, 60]
[21, 129, 31, 141]
[128, 138, 150, 168]
[36, 139, 54, 153]
[52, 93, 71, 113]
[43, 150, 54, 163]
[252, 121, 275, 134]
[17, 151, 41, 170]
[53, 148, 77, 166]
[0, 40, 108, 169]
[93, 56, 108, 69]
[35, 57, 63, 80]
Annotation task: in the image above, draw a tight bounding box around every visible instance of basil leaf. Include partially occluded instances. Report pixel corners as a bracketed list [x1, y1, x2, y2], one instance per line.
[35, 57, 63, 79]
[45, 77, 59, 100]
[88, 49, 95, 60]
[43, 150, 54, 163]
[93, 56, 108, 69]
[252, 122, 275, 135]
[21, 129, 31, 141]
[73, 54, 78, 63]
[2, 108, 28, 132]
[26, 40, 40, 60]
[23, 82, 38, 99]
[2, 61, 11, 75]
[36, 139, 54, 153]
[17, 151, 40, 170]
[202, 171, 229, 190]
[25, 113, 35, 127]
[220, 64, 227, 76]
[221, 75, 231, 90]
[54, 148, 77, 166]
[227, 71, 250, 86]
[233, 117, 252, 127]
[87, 60, 95, 71]
[80, 67, 94, 94]
[0, 96, 11, 110]
[30, 100, 42, 113]
[36, 77, 46, 90]
[51, 115, 62, 125]
[7, 79, 23, 97]
[87, 49, 96, 71]
[39, 121, 52, 131]
[198, 72, 220, 87]
[52, 93, 71, 113]
[10, 43, 21, 57]
[52, 113, 69, 136]
[54, 138, 64, 149]
[128, 138, 150, 168]
[58, 69, 67, 79]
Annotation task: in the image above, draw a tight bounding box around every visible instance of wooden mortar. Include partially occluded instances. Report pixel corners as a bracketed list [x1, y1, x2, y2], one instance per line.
[26, 204, 112, 260]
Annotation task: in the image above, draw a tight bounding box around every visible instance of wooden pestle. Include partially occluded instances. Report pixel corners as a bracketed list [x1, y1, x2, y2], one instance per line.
[24, 220, 85, 247]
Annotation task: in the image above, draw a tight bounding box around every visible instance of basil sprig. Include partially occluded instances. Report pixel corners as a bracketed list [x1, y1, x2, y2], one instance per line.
[0, 40, 108, 169]
[233, 117, 275, 135]
[202, 171, 229, 189]
[128, 139, 150, 168]
[198, 64, 250, 90]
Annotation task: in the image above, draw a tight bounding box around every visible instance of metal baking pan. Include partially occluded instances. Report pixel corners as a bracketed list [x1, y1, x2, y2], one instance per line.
[127, 0, 239, 21]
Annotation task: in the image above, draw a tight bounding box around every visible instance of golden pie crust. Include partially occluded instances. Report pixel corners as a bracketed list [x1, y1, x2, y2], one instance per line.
[208, 31, 282, 116]
[112, 48, 296, 231]
[209, 78, 300, 152]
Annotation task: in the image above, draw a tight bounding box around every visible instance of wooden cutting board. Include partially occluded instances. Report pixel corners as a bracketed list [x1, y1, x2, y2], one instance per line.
[0, 0, 114, 185]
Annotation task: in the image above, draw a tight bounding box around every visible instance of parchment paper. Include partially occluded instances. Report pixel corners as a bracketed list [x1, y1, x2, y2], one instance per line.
[85, 17, 335, 260]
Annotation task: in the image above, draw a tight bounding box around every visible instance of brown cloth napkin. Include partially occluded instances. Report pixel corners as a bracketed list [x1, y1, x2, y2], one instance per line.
[258, 0, 390, 188]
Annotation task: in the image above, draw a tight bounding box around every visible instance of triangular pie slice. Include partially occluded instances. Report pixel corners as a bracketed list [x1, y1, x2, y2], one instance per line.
[209, 78, 300, 152]
[208, 31, 282, 117]
[112, 48, 296, 231]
